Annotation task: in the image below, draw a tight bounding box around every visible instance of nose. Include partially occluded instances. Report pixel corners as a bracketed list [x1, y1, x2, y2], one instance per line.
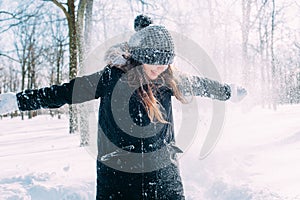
[156, 65, 167, 72]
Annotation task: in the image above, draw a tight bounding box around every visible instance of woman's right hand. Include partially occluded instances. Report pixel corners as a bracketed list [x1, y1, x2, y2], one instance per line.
[0, 92, 18, 115]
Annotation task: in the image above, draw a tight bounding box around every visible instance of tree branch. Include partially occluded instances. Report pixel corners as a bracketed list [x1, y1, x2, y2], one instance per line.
[0, 53, 20, 63]
[44, 0, 70, 21]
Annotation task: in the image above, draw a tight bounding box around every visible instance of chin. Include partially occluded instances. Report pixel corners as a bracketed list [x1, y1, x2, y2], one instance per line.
[149, 76, 158, 80]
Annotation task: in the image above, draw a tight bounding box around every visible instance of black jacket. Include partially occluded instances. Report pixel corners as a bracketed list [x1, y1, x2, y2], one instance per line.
[16, 65, 230, 169]
[16, 65, 230, 199]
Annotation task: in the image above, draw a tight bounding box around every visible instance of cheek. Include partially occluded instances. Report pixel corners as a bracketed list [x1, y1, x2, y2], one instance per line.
[159, 65, 168, 72]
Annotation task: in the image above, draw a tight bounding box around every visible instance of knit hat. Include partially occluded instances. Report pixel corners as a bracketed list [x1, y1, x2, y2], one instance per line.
[128, 16, 175, 65]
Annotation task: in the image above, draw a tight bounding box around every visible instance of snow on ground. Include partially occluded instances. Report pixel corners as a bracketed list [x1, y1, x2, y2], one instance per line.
[181, 103, 300, 200]
[0, 104, 300, 199]
[0, 115, 95, 200]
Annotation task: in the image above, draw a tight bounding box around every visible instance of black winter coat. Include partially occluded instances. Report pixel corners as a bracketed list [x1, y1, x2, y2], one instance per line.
[16, 66, 231, 199]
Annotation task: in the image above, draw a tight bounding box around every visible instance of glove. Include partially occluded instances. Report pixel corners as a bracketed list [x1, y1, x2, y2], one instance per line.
[0, 92, 19, 115]
[229, 84, 247, 102]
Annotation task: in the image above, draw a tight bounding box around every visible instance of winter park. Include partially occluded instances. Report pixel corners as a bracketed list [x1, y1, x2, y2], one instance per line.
[1, 0, 300, 200]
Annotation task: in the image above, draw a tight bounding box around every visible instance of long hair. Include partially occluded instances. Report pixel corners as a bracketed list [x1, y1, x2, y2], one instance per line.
[112, 57, 186, 124]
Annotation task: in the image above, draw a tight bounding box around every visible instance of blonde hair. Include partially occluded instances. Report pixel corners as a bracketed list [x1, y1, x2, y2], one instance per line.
[113, 58, 186, 124]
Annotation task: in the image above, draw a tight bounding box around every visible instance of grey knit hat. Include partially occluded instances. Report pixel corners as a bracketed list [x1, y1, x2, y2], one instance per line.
[128, 25, 175, 65]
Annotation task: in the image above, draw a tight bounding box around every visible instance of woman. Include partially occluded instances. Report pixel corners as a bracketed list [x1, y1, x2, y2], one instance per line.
[0, 15, 246, 199]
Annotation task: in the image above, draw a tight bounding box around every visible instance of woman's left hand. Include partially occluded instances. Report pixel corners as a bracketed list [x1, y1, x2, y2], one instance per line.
[229, 84, 247, 102]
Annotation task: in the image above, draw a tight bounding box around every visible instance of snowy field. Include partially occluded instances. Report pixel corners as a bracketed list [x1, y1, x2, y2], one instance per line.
[1, 103, 300, 200]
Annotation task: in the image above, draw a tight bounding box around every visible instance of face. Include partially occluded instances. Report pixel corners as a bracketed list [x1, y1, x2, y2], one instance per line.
[143, 64, 169, 80]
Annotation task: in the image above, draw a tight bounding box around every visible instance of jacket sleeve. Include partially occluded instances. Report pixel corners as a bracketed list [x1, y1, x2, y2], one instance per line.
[16, 66, 112, 111]
[176, 72, 231, 101]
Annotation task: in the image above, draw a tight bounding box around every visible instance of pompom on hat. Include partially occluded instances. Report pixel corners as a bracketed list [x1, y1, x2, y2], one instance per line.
[134, 14, 153, 31]
[129, 15, 175, 65]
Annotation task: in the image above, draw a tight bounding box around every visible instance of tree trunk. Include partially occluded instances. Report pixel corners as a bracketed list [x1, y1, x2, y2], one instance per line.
[77, 0, 94, 146]
[77, 0, 88, 145]
[258, 18, 267, 107]
[270, 0, 277, 110]
[67, 0, 78, 133]
[241, 0, 252, 87]
[57, 40, 64, 119]
[52, 0, 98, 134]
[20, 46, 26, 120]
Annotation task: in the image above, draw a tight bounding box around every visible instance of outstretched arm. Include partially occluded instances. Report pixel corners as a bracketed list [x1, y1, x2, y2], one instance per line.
[0, 66, 112, 114]
[17, 67, 113, 111]
[176, 72, 231, 101]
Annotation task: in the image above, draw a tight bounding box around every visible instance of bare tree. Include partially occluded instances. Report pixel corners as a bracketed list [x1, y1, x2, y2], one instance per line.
[0, 2, 48, 119]
[77, 0, 94, 146]
[43, 14, 68, 118]
[253, 0, 286, 108]
[44, 0, 98, 145]
[241, 0, 253, 87]
[13, 24, 31, 119]
[42, 0, 78, 133]
[13, 14, 45, 118]
[270, 0, 278, 110]
[46, 0, 83, 134]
